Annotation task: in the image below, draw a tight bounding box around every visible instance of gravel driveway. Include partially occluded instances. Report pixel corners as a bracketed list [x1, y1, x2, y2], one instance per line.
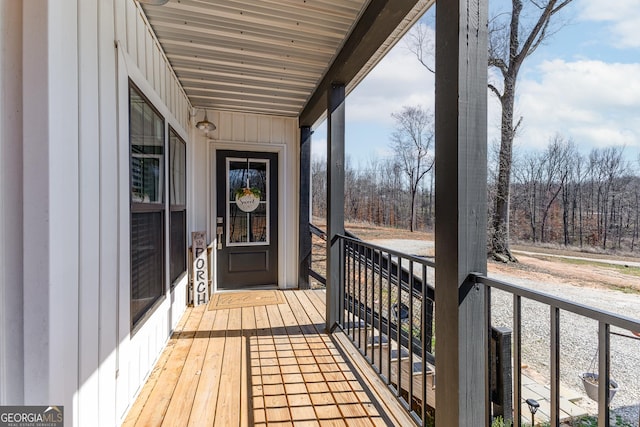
[490, 270, 640, 424]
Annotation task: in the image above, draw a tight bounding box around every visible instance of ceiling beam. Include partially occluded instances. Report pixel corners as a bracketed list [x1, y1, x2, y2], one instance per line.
[299, 0, 421, 127]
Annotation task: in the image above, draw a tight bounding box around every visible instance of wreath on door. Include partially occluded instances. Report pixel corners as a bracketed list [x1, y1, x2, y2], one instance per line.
[235, 187, 261, 212]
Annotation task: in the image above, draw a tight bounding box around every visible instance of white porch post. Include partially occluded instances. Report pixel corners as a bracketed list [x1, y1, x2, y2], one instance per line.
[434, 0, 490, 425]
[326, 83, 345, 331]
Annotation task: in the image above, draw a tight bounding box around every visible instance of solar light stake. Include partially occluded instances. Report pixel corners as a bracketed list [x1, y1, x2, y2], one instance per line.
[526, 398, 540, 426]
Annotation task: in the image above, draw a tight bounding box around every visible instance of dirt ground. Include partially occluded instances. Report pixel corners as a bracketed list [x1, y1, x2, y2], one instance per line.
[339, 220, 640, 293]
[490, 253, 640, 293]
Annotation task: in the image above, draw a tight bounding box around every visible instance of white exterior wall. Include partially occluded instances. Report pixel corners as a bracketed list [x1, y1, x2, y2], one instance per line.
[0, 0, 24, 405]
[1, 0, 302, 425]
[114, 5, 192, 419]
[206, 111, 301, 290]
[3, 1, 192, 426]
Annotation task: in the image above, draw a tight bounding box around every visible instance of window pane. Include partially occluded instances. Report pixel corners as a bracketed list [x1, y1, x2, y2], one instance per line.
[129, 84, 166, 328]
[131, 211, 164, 325]
[227, 157, 269, 245]
[169, 130, 186, 206]
[228, 204, 248, 243]
[130, 87, 164, 204]
[228, 159, 267, 201]
[170, 210, 186, 284]
[249, 204, 267, 243]
[169, 129, 187, 287]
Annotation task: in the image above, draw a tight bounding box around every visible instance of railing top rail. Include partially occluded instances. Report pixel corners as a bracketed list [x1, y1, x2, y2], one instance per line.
[337, 234, 436, 269]
[475, 273, 640, 333]
[310, 223, 327, 240]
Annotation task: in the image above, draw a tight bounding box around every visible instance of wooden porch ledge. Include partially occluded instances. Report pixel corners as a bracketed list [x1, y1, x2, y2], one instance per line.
[122, 289, 416, 427]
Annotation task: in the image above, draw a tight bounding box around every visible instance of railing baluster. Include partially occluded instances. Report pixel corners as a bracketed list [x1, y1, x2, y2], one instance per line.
[397, 254, 402, 398]
[598, 322, 610, 427]
[551, 306, 560, 426]
[408, 259, 414, 412]
[421, 263, 428, 425]
[378, 248, 383, 373]
[339, 237, 344, 326]
[351, 241, 356, 341]
[357, 243, 362, 351]
[364, 246, 369, 358]
[371, 248, 376, 366]
[351, 241, 356, 342]
[513, 294, 522, 427]
[387, 251, 392, 385]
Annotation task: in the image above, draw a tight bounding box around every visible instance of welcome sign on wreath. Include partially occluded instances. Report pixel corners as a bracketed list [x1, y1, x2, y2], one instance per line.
[235, 187, 261, 212]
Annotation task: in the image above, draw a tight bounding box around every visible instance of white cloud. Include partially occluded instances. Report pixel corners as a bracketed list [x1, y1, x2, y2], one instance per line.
[311, 134, 327, 160]
[346, 43, 435, 125]
[514, 59, 640, 151]
[579, 0, 640, 49]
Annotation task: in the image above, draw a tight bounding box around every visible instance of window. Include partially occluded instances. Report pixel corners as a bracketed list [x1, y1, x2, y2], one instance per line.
[129, 83, 166, 327]
[227, 158, 269, 245]
[169, 128, 187, 286]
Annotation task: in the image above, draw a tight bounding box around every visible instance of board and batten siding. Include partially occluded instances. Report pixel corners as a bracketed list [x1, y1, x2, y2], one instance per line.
[121, 0, 190, 133]
[207, 110, 301, 290]
[9, 1, 193, 426]
[0, 0, 25, 406]
[116, 0, 193, 425]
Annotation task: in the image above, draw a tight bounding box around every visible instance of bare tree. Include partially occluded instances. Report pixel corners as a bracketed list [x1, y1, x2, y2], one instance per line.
[512, 150, 543, 241]
[488, 0, 574, 261]
[390, 105, 435, 232]
[537, 135, 572, 242]
[311, 158, 327, 219]
[405, 21, 435, 73]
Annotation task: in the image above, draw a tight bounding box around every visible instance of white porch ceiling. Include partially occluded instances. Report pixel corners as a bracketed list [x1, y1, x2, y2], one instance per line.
[141, 0, 433, 126]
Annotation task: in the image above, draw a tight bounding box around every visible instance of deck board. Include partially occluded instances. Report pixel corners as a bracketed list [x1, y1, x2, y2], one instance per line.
[123, 290, 413, 427]
[122, 304, 192, 427]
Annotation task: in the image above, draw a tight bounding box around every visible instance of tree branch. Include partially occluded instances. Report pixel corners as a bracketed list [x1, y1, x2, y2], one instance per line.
[488, 83, 503, 100]
[489, 57, 508, 76]
[513, 116, 523, 134]
[516, 0, 575, 66]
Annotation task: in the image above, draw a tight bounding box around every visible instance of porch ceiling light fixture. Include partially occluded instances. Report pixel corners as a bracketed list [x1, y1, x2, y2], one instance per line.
[196, 110, 216, 134]
[137, 0, 170, 5]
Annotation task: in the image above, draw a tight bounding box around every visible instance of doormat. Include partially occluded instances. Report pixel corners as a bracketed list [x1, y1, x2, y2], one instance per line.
[208, 290, 285, 310]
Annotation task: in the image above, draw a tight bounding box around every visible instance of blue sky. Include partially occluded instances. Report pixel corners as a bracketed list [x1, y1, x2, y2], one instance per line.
[311, 0, 640, 169]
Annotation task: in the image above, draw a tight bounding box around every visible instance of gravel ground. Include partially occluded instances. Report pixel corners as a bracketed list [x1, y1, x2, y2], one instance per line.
[490, 270, 640, 425]
[371, 238, 640, 424]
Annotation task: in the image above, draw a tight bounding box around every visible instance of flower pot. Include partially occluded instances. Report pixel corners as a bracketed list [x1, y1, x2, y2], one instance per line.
[580, 372, 619, 402]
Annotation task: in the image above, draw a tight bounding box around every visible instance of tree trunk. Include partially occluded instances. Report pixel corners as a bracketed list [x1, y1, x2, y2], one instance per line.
[410, 185, 418, 232]
[490, 75, 517, 260]
[632, 192, 638, 251]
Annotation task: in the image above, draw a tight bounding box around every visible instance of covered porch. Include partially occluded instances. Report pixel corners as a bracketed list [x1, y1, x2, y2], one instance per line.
[122, 289, 413, 426]
[132, 0, 491, 425]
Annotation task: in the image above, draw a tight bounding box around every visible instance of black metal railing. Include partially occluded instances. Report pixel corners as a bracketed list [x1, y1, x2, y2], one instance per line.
[309, 223, 327, 286]
[337, 234, 436, 425]
[475, 274, 640, 427]
[313, 229, 640, 426]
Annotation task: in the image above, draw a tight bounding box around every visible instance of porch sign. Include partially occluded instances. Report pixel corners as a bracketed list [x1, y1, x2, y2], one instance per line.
[192, 231, 209, 306]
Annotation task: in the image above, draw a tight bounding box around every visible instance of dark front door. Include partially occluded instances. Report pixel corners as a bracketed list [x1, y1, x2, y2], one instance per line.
[216, 150, 278, 290]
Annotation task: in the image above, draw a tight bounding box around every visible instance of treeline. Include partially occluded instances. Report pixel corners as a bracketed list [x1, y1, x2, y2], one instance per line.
[507, 139, 640, 251]
[312, 138, 640, 252]
[312, 157, 435, 230]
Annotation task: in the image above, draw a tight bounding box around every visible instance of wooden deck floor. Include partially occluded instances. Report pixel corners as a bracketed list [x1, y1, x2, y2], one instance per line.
[123, 289, 413, 427]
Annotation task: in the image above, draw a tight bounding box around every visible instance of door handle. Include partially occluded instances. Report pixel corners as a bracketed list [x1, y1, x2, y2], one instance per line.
[216, 217, 223, 249]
